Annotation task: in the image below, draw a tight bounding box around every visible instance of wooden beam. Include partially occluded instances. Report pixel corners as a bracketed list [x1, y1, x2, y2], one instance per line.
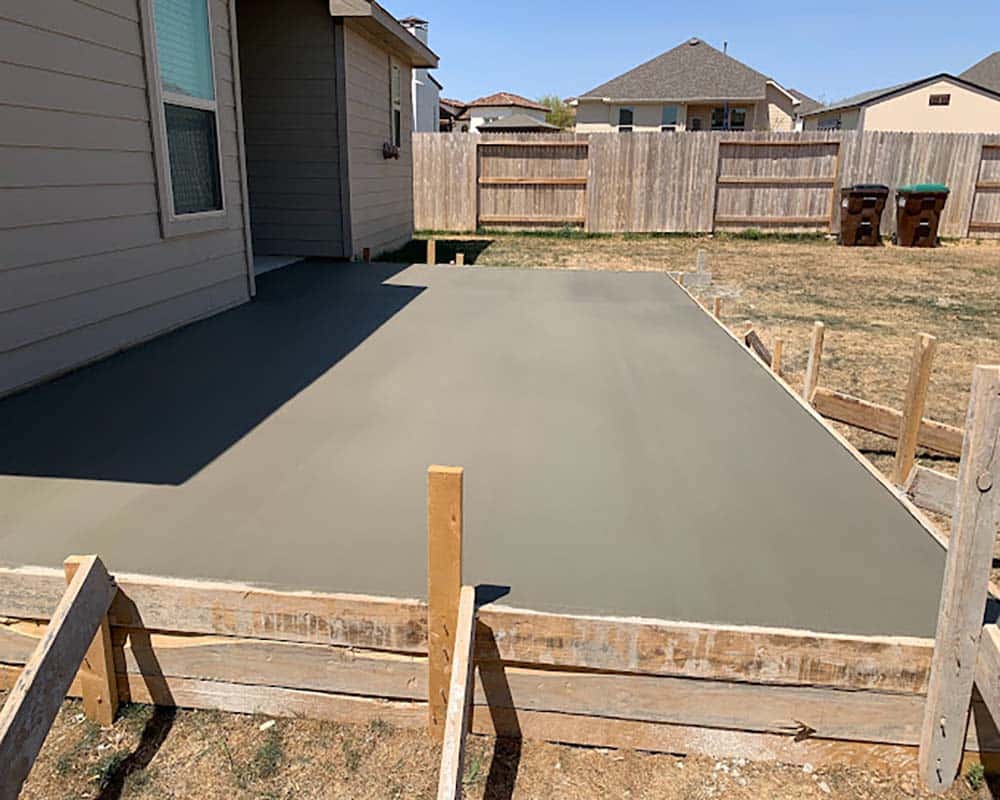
[802, 321, 825, 401]
[720, 139, 840, 147]
[479, 215, 585, 225]
[0, 555, 115, 800]
[477, 141, 588, 148]
[975, 625, 1000, 729]
[893, 333, 938, 486]
[812, 386, 964, 457]
[745, 329, 772, 366]
[715, 215, 830, 225]
[427, 238, 436, 265]
[772, 337, 785, 377]
[717, 175, 836, 186]
[712, 297, 722, 320]
[428, 465, 463, 739]
[920, 365, 1000, 792]
[478, 177, 587, 186]
[969, 221, 1000, 231]
[436, 586, 477, 800]
[904, 466, 957, 517]
[63, 558, 118, 727]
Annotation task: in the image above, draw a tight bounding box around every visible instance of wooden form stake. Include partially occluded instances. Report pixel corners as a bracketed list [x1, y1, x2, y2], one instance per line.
[802, 321, 825, 401]
[362, 247, 371, 263]
[919, 366, 1000, 792]
[456, 252, 465, 266]
[436, 585, 477, 800]
[712, 297, 722, 319]
[64, 557, 119, 727]
[0, 556, 116, 800]
[428, 465, 463, 740]
[893, 333, 938, 486]
[772, 338, 784, 377]
[427, 238, 436, 265]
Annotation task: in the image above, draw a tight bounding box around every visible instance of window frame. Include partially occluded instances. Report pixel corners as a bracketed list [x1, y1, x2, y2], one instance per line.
[660, 104, 678, 132]
[617, 106, 634, 133]
[390, 59, 402, 149]
[929, 93, 951, 107]
[140, 0, 228, 238]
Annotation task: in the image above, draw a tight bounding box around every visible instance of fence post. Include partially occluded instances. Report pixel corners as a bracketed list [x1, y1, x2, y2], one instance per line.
[893, 333, 938, 486]
[918, 365, 1000, 792]
[427, 238, 436, 265]
[427, 465, 464, 740]
[802, 321, 825, 401]
[64, 556, 119, 727]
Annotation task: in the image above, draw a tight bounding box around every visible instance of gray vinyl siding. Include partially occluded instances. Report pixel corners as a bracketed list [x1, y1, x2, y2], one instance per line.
[343, 21, 414, 256]
[237, 0, 345, 258]
[0, 0, 251, 397]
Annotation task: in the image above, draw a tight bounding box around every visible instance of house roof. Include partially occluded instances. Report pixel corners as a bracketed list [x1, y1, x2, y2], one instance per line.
[801, 72, 1000, 117]
[477, 113, 559, 131]
[961, 52, 1000, 93]
[328, 0, 438, 67]
[789, 88, 822, 115]
[577, 37, 782, 101]
[462, 92, 549, 112]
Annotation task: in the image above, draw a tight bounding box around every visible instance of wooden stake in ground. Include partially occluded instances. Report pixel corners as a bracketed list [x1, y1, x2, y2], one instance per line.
[64, 557, 119, 727]
[436, 585, 477, 800]
[427, 238, 436, 265]
[802, 321, 825, 401]
[427, 466, 463, 740]
[918, 365, 1000, 792]
[892, 333, 938, 486]
[713, 297, 722, 320]
[696, 249, 707, 273]
[456, 252, 465, 266]
[772, 338, 784, 377]
[362, 247, 371, 263]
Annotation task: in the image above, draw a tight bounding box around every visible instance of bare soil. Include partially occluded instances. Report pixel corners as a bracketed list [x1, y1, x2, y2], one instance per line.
[15, 234, 1000, 799]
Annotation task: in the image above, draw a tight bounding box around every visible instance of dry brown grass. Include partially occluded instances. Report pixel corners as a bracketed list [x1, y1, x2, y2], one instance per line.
[15, 235, 1000, 799]
[15, 696, 993, 800]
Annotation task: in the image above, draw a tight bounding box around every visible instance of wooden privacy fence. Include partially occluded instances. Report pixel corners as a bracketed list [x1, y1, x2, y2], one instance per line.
[413, 131, 1000, 237]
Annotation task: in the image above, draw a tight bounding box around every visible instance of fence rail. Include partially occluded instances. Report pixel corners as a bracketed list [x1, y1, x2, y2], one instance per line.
[413, 131, 1000, 237]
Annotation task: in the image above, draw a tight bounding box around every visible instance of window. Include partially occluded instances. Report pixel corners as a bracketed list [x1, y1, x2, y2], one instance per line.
[661, 105, 679, 132]
[817, 116, 842, 130]
[711, 106, 748, 131]
[690, 117, 703, 131]
[617, 107, 634, 132]
[390, 61, 402, 147]
[151, 0, 223, 220]
[929, 93, 951, 106]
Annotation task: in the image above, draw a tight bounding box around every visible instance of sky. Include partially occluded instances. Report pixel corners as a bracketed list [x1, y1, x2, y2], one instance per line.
[383, 0, 998, 105]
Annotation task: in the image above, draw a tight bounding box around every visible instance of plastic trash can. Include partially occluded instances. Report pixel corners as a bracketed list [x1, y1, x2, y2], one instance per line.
[894, 183, 949, 247]
[839, 184, 890, 246]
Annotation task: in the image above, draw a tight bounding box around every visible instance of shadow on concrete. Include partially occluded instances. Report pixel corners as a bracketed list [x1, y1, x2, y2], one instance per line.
[0, 260, 420, 485]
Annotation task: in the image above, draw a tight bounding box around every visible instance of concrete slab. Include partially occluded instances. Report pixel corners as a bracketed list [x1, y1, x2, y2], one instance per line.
[0, 261, 946, 636]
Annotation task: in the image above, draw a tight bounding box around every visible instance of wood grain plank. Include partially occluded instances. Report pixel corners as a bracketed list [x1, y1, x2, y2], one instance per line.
[904, 466, 957, 517]
[436, 586, 477, 800]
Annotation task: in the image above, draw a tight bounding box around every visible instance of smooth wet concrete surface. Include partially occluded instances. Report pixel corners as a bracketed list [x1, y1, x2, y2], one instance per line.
[0, 261, 946, 636]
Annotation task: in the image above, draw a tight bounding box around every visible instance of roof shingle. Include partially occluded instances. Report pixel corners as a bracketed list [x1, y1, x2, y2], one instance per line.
[462, 92, 549, 112]
[961, 52, 1000, 93]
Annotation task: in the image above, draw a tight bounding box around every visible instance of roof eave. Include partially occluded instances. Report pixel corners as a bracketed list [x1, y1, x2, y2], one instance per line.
[329, 0, 439, 67]
[577, 95, 767, 104]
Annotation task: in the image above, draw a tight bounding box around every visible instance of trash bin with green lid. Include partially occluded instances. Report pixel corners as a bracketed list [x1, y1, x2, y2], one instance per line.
[839, 184, 889, 246]
[894, 183, 949, 247]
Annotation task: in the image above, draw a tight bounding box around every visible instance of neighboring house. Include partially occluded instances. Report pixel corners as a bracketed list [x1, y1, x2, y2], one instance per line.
[572, 37, 798, 133]
[0, 0, 436, 398]
[477, 114, 560, 133]
[459, 93, 550, 133]
[960, 52, 1000, 93]
[789, 89, 823, 131]
[801, 73, 1000, 133]
[400, 16, 442, 132]
[439, 97, 466, 131]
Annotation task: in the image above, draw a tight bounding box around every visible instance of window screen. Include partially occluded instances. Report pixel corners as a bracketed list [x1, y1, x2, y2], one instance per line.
[153, 0, 223, 215]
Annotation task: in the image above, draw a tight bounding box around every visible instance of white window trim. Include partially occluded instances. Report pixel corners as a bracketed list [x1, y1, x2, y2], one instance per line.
[139, 0, 228, 238]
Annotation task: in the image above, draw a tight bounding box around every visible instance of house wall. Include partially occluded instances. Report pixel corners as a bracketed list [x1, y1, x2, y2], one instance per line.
[413, 71, 440, 132]
[579, 100, 772, 132]
[0, 0, 251, 398]
[237, 0, 346, 258]
[466, 106, 547, 132]
[766, 84, 795, 131]
[342, 20, 414, 256]
[803, 108, 862, 131]
[862, 79, 1000, 133]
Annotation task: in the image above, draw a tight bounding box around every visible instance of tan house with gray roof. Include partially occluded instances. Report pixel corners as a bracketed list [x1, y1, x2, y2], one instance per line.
[572, 37, 799, 133]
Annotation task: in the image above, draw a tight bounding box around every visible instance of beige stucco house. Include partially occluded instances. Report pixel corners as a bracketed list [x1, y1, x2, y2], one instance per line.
[572, 38, 799, 133]
[801, 74, 1000, 133]
[456, 93, 551, 133]
[0, 0, 436, 398]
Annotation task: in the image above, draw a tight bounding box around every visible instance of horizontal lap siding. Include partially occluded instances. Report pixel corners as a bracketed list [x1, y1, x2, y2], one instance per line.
[237, 0, 345, 258]
[0, 0, 251, 397]
[343, 22, 413, 256]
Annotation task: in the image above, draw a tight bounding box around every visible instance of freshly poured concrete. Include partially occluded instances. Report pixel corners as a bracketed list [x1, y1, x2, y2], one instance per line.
[0, 261, 945, 636]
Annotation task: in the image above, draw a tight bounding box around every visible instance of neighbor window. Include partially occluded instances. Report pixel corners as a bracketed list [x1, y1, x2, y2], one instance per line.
[617, 107, 634, 132]
[390, 61, 402, 147]
[817, 116, 842, 130]
[661, 105, 679, 131]
[152, 0, 223, 216]
[711, 106, 747, 131]
[689, 117, 703, 131]
[929, 93, 951, 106]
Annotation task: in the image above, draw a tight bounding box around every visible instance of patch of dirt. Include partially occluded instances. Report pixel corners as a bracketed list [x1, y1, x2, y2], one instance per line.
[15, 697, 995, 800]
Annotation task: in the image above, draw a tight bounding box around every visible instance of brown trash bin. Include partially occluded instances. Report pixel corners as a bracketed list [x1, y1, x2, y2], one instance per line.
[893, 184, 949, 247]
[839, 184, 889, 246]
